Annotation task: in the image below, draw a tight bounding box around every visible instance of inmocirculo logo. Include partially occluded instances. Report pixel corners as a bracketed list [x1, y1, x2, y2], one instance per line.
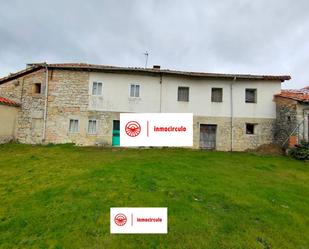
[111, 208, 168, 234]
[120, 113, 193, 147]
[125, 121, 141, 137]
[114, 213, 127, 226]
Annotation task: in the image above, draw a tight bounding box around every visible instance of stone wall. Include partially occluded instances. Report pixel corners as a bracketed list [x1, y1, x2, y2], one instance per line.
[193, 116, 275, 151]
[45, 69, 119, 145]
[274, 97, 298, 147]
[0, 69, 46, 144]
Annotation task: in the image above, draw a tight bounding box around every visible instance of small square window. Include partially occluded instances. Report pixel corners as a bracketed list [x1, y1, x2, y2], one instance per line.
[130, 84, 140, 97]
[92, 82, 103, 95]
[245, 89, 257, 103]
[34, 83, 41, 94]
[211, 88, 223, 102]
[178, 87, 189, 102]
[246, 123, 255, 134]
[88, 120, 97, 134]
[69, 119, 79, 133]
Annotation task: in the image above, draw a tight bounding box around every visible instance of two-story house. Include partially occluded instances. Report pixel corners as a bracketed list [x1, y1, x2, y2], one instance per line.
[0, 63, 290, 151]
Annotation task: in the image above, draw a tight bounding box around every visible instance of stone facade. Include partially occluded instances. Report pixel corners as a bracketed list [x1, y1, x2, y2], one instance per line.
[0, 68, 276, 151]
[274, 97, 298, 146]
[0, 69, 46, 144]
[193, 116, 275, 151]
[274, 96, 309, 147]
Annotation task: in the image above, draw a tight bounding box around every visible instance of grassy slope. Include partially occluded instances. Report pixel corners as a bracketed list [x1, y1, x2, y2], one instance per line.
[0, 143, 308, 249]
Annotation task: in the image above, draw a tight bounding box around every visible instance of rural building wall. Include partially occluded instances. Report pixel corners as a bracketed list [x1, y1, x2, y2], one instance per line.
[275, 96, 309, 146]
[0, 105, 19, 143]
[0, 68, 280, 150]
[0, 69, 46, 144]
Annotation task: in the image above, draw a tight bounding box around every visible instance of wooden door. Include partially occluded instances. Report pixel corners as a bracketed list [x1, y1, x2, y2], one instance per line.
[200, 124, 217, 149]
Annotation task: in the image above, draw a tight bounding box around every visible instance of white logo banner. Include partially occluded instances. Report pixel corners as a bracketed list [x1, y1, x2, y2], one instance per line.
[120, 113, 193, 147]
[110, 207, 168, 234]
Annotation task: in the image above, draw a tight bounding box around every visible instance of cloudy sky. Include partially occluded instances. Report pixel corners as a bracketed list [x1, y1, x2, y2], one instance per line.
[0, 0, 308, 88]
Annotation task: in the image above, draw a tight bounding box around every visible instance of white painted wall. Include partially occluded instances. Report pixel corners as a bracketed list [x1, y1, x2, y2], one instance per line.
[89, 72, 282, 118]
[89, 72, 161, 113]
[161, 76, 281, 118]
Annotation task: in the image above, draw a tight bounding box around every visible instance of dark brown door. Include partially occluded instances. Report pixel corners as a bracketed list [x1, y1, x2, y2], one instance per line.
[200, 124, 217, 149]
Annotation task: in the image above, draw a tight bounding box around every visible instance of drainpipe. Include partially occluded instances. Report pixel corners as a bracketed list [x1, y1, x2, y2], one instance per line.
[42, 65, 49, 143]
[159, 73, 163, 113]
[230, 77, 236, 151]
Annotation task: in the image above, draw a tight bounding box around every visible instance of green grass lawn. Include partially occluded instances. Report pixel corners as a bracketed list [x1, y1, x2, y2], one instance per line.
[0, 144, 308, 249]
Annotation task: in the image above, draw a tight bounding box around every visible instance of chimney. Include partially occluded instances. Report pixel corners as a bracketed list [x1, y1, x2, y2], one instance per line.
[153, 65, 161, 70]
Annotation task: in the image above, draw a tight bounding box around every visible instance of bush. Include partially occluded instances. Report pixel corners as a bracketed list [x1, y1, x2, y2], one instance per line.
[288, 141, 309, 160]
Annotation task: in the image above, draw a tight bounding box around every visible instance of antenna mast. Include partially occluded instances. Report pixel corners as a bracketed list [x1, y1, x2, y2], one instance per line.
[144, 51, 149, 68]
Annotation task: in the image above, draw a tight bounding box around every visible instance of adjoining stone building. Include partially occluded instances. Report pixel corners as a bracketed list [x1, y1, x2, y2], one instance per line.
[0, 63, 291, 151]
[274, 87, 309, 147]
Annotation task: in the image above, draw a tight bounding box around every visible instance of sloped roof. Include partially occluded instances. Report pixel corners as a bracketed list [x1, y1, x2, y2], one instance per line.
[0, 62, 291, 85]
[0, 97, 20, 107]
[275, 87, 309, 103]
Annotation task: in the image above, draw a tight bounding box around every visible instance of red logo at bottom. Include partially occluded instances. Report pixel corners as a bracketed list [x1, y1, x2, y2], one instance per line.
[114, 213, 127, 226]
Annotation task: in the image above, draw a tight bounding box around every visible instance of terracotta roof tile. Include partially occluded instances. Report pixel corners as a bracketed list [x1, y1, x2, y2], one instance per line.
[275, 87, 309, 102]
[0, 97, 20, 107]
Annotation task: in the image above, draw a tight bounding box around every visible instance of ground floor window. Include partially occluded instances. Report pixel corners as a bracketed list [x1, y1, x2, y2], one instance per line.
[69, 119, 79, 133]
[246, 123, 256, 134]
[88, 119, 97, 134]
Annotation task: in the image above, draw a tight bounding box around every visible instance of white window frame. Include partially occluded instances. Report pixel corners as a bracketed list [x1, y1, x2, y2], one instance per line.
[87, 119, 97, 135]
[92, 81, 103, 96]
[69, 119, 79, 133]
[177, 86, 190, 102]
[129, 84, 140, 98]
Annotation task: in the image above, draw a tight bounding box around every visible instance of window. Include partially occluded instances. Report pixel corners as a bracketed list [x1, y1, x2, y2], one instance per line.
[34, 83, 41, 94]
[69, 119, 79, 133]
[245, 89, 257, 103]
[92, 82, 103, 95]
[211, 88, 223, 102]
[178, 87, 189, 102]
[88, 119, 97, 134]
[246, 123, 255, 134]
[130, 84, 140, 97]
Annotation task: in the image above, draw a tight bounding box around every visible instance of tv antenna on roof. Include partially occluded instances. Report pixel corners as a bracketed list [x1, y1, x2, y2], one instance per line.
[143, 51, 149, 68]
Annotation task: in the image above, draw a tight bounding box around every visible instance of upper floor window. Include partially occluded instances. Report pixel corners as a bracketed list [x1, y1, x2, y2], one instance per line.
[211, 88, 223, 102]
[178, 87, 189, 102]
[69, 119, 79, 133]
[130, 84, 140, 97]
[92, 82, 103, 95]
[34, 83, 42, 94]
[88, 119, 97, 134]
[245, 89, 257, 103]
